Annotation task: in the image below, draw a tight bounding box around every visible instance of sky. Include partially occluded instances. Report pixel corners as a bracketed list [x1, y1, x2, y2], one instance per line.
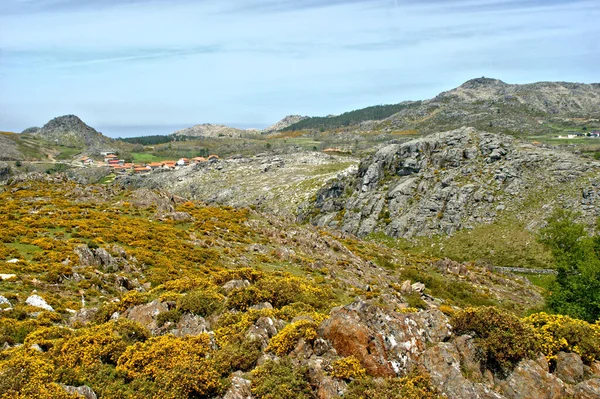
[0, 0, 599, 137]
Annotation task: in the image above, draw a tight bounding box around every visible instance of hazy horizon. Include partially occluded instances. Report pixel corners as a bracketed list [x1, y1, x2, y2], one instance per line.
[1, 0, 599, 133]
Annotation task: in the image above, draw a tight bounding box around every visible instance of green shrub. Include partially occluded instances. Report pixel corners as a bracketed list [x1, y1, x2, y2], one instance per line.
[344, 372, 441, 399]
[177, 289, 224, 317]
[156, 309, 182, 327]
[251, 358, 311, 399]
[451, 307, 540, 374]
[214, 336, 262, 375]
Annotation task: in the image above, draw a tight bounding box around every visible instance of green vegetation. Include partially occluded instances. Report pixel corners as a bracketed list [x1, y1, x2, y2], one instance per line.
[283, 102, 422, 132]
[538, 209, 600, 322]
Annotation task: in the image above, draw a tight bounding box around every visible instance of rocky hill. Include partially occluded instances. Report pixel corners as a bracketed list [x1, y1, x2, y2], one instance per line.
[21, 114, 116, 153]
[300, 127, 600, 238]
[284, 78, 600, 136]
[381, 78, 600, 135]
[116, 152, 358, 216]
[0, 179, 598, 399]
[171, 123, 255, 138]
[263, 115, 309, 133]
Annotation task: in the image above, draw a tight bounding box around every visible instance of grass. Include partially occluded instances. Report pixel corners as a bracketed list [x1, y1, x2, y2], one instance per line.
[54, 147, 81, 160]
[521, 273, 555, 291]
[5, 242, 42, 261]
[131, 152, 173, 163]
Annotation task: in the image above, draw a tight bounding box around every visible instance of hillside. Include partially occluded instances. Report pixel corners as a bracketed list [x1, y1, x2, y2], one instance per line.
[263, 115, 310, 133]
[2, 179, 599, 399]
[21, 115, 117, 153]
[282, 78, 600, 137]
[300, 127, 600, 267]
[172, 123, 256, 138]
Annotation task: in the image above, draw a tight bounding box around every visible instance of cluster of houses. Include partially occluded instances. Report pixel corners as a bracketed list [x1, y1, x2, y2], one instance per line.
[557, 130, 600, 139]
[79, 152, 220, 175]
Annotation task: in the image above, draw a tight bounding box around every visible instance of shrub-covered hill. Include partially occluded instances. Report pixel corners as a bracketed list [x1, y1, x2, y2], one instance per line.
[0, 180, 599, 399]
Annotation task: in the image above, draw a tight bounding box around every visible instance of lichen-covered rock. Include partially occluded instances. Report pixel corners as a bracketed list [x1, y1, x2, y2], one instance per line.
[223, 372, 253, 399]
[302, 127, 600, 238]
[62, 385, 98, 399]
[122, 300, 168, 332]
[498, 359, 566, 399]
[555, 351, 584, 385]
[25, 294, 54, 311]
[318, 300, 451, 377]
[419, 342, 504, 399]
[169, 313, 209, 337]
[572, 378, 600, 399]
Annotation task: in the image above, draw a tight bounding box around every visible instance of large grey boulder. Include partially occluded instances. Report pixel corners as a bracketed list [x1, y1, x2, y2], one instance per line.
[555, 351, 584, 385]
[62, 385, 97, 399]
[318, 300, 451, 377]
[498, 359, 566, 399]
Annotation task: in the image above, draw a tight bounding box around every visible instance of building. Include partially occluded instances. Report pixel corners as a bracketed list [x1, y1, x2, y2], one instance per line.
[148, 162, 163, 170]
[176, 158, 190, 167]
[80, 156, 93, 166]
[105, 154, 119, 163]
[191, 157, 207, 164]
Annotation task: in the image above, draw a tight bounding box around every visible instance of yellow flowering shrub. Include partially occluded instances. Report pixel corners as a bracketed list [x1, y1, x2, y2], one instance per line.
[267, 319, 319, 356]
[523, 312, 600, 364]
[0, 349, 75, 399]
[451, 307, 540, 373]
[331, 356, 367, 380]
[344, 372, 442, 399]
[58, 319, 149, 368]
[116, 334, 221, 399]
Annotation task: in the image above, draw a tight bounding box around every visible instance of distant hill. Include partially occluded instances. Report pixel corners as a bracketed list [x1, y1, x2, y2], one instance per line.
[282, 103, 421, 132]
[283, 78, 600, 135]
[263, 115, 309, 133]
[171, 123, 252, 138]
[21, 115, 116, 152]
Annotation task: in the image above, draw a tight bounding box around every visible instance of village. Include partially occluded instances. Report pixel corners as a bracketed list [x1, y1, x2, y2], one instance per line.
[79, 151, 221, 174]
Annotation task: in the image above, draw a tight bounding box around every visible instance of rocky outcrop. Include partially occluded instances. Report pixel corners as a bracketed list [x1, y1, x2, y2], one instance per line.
[497, 358, 566, 399]
[301, 127, 600, 237]
[25, 294, 54, 311]
[66, 166, 111, 184]
[62, 385, 98, 399]
[263, 115, 310, 133]
[22, 115, 115, 153]
[0, 135, 23, 161]
[117, 152, 357, 216]
[318, 301, 451, 377]
[171, 123, 252, 138]
[555, 351, 585, 385]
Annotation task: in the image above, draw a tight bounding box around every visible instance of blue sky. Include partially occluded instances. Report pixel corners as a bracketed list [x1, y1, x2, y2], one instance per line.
[1, 0, 599, 136]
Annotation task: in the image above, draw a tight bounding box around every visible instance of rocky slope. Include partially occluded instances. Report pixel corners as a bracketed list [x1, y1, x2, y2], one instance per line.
[284, 78, 600, 136]
[381, 78, 600, 135]
[263, 115, 309, 133]
[171, 123, 255, 138]
[0, 133, 23, 161]
[300, 127, 600, 238]
[21, 114, 115, 153]
[116, 152, 358, 216]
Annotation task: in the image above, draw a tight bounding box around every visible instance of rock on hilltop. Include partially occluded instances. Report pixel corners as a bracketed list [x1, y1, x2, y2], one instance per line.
[263, 115, 309, 133]
[21, 115, 114, 152]
[300, 127, 600, 237]
[171, 123, 251, 138]
[382, 78, 600, 135]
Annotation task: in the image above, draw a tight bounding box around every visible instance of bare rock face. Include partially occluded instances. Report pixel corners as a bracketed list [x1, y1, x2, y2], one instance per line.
[572, 378, 600, 399]
[169, 313, 209, 337]
[555, 351, 584, 385]
[129, 188, 175, 212]
[223, 372, 253, 399]
[62, 385, 97, 399]
[318, 300, 451, 377]
[419, 342, 504, 399]
[498, 359, 566, 399]
[302, 128, 600, 238]
[122, 300, 168, 332]
[157, 211, 195, 222]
